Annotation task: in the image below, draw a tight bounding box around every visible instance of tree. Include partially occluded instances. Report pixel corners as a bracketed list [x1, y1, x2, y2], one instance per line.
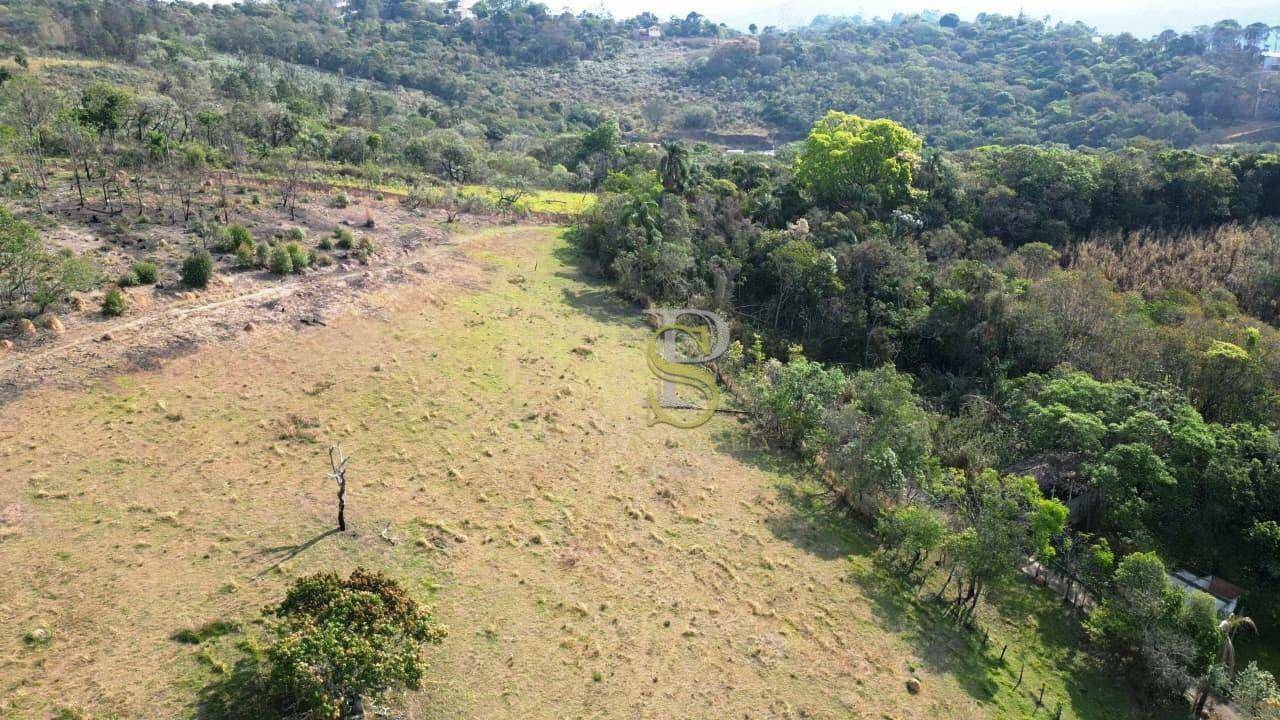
[237, 569, 447, 720]
[328, 445, 351, 531]
[658, 141, 693, 196]
[0, 206, 45, 309]
[876, 505, 947, 576]
[77, 83, 133, 142]
[2, 77, 57, 210]
[640, 98, 667, 130]
[1086, 551, 1221, 697]
[825, 365, 938, 512]
[792, 111, 924, 215]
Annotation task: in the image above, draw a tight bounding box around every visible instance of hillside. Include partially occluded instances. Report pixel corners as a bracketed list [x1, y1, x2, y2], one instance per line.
[2, 1, 1278, 152]
[2, 1, 1280, 718]
[1, 225, 1167, 720]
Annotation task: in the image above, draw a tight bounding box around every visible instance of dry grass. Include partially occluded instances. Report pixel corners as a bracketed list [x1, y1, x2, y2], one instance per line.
[1, 226, 1156, 719]
[1069, 222, 1280, 297]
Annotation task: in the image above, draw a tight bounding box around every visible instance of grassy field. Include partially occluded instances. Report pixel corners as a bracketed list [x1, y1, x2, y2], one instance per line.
[1, 225, 1163, 719]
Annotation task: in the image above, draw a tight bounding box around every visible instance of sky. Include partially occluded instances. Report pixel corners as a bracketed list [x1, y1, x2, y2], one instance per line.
[553, 0, 1278, 37]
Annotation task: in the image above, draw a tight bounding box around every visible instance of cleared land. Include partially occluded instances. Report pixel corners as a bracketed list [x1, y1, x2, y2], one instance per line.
[1, 225, 1160, 719]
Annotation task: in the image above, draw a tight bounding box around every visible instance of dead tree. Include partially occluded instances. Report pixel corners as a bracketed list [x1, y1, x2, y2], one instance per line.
[328, 445, 351, 531]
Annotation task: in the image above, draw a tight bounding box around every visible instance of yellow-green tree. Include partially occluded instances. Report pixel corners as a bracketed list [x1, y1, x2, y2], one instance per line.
[792, 111, 924, 214]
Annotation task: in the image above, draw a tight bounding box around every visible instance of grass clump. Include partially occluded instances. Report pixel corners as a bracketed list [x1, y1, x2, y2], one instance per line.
[101, 287, 126, 316]
[22, 626, 52, 647]
[172, 619, 241, 645]
[333, 227, 355, 249]
[214, 224, 254, 254]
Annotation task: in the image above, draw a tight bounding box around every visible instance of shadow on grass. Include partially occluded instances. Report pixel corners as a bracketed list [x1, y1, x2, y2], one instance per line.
[196, 645, 276, 720]
[253, 527, 340, 577]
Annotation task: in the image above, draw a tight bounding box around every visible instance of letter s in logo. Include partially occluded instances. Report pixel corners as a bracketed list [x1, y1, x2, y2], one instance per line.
[643, 310, 729, 429]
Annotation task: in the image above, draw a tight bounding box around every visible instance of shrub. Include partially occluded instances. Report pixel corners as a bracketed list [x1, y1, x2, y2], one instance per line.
[180, 249, 214, 288]
[313, 253, 334, 268]
[329, 193, 350, 209]
[353, 236, 377, 264]
[285, 227, 305, 241]
[101, 287, 126, 316]
[131, 261, 158, 285]
[214, 224, 254, 253]
[254, 242, 270, 269]
[268, 244, 294, 276]
[333, 228, 355, 249]
[118, 270, 138, 287]
[285, 241, 310, 273]
[235, 242, 258, 269]
[318, 236, 334, 251]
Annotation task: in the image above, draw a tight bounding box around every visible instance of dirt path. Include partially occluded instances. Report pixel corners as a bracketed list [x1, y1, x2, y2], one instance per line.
[0, 229, 473, 403]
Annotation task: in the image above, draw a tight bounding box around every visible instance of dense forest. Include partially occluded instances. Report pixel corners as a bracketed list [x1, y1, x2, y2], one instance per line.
[2, 0, 1280, 717]
[1, 0, 1278, 150]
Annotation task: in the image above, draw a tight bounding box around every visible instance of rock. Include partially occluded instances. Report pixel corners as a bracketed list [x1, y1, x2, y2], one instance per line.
[906, 676, 922, 694]
[571, 345, 594, 357]
[100, 332, 113, 342]
[38, 315, 64, 335]
[70, 296, 89, 312]
[243, 322, 255, 332]
[16, 319, 37, 338]
[0, 339, 12, 352]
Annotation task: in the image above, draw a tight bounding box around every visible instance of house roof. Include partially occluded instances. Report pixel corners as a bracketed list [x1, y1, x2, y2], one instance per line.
[1208, 576, 1244, 601]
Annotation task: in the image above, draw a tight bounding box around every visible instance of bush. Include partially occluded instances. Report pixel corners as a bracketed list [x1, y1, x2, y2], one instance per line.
[118, 270, 138, 287]
[131, 261, 158, 285]
[180, 249, 214, 288]
[214, 224, 254, 253]
[353, 236, 377, 264]
[329, 193, 350, 209]
[101, 287, 126, 316]
[285, 227, 305, 241]
[333, 228, 355, 249]
[235, 242, 258, 269]
[268, 244, 294, 276]
[317, 236, 334, 251]
[254, 242, 270, 269]
[285, 241, 310, 273]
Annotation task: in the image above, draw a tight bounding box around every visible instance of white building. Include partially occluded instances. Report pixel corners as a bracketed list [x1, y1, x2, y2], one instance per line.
[1169, 570, 1242, 616]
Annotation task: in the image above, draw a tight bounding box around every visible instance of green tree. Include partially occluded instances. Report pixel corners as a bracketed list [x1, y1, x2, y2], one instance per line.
[263, 569, 446, 719]
[658, 141, 693, 196]
[77, 83, 133, 141]
[792, 111, 924, 214]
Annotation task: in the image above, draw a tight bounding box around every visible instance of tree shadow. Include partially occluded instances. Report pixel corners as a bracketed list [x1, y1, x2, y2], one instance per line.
[196, 645, 276, 720]
[252, 527, 340, 577]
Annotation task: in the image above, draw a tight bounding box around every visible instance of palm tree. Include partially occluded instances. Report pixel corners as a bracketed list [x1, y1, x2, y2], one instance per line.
[1194, 614, 1258, 715]
[658, 141, 692, 197]
[1219, 614, 1258, 672]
